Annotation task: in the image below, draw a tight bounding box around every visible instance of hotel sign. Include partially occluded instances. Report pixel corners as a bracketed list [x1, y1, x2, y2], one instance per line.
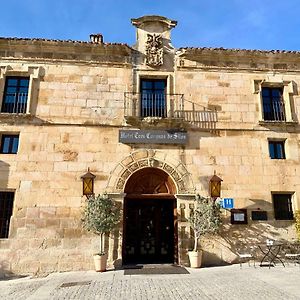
[119, 130, 188, 145]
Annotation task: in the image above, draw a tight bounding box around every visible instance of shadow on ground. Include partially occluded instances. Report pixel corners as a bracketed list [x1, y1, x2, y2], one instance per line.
[0, 261, 28, 281]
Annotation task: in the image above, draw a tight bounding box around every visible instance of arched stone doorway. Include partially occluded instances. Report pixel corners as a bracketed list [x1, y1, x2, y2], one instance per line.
[123, 167, 178, 264]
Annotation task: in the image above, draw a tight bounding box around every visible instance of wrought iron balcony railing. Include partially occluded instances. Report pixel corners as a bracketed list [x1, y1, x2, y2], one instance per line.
[124, 92, 218, 129]
[124, 92, 184, 119]
[263, 101, 286, 122]
[1, 92, 28, 114]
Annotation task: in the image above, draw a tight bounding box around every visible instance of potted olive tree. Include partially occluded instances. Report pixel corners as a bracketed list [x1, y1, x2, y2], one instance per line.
[82, 193, 121, 272]
[188, 194, 222, 268]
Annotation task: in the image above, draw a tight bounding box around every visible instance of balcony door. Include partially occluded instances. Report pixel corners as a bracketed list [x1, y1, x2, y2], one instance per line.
[140, 79, 166, 118]
[262, 87, 285, 121]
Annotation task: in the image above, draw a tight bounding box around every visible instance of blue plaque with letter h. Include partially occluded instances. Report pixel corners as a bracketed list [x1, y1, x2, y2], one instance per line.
[222, 198, 234, 209]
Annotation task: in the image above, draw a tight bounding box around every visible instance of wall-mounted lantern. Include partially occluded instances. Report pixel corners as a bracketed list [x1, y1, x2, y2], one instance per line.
[81, 168, 96, 196]
[209, 171, 223, 198]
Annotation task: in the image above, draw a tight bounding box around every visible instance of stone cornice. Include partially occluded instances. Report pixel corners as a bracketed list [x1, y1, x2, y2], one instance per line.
[176, 48, 300, 70]
[179, 46, 300, 55]
[131, 15, 177, 29]
[0, 38, 133, 64]
[177, 47, 300, 72]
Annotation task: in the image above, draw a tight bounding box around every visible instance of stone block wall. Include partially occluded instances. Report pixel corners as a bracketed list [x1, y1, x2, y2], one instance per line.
[1, 41, 300, 275]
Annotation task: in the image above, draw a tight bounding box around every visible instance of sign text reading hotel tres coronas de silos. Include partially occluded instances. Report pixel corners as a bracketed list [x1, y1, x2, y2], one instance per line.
[119, 130, 188, 145]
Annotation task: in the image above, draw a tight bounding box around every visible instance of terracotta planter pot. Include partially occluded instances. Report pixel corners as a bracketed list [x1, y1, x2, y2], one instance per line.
[188, 250, 203, 268]
[93, 253, 108, 272]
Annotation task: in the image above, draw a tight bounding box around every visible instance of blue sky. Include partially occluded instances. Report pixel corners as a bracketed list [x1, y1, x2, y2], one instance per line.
[1, 0, 300, 51]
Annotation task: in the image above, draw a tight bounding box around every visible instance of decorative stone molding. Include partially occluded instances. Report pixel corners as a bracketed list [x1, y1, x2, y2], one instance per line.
[131, 16, 177, 29]
[106, 149, 195, 194]
[253, 78, 296, 123]
[145, 33, 163, 67]
[0, 65, 43, 79]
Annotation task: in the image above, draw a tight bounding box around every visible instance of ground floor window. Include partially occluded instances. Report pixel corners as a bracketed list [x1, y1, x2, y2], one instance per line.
[0, 191, 14, 238]
[272, 193, 293, 220]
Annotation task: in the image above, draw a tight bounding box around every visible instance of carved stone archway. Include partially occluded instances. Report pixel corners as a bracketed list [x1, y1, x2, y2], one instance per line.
[124, 167, 176, 195]
[106, 149, 195, 194]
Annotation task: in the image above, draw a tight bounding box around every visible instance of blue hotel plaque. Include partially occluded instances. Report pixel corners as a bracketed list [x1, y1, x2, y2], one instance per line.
[222, 198, 234, 209]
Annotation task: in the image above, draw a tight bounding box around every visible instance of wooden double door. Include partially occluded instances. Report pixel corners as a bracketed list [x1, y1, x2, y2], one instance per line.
[123, 197, 175, 265]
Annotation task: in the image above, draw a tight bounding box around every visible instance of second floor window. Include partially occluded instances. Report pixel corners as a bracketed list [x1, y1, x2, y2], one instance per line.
[141, 79, 166, 118]
[0, 134, 19, 154]
[262, 87, 285, 121]
[1, 77, 29, 114]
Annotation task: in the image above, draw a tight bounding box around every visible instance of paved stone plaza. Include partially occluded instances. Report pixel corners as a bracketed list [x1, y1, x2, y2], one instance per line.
[0, 264, 299, 299]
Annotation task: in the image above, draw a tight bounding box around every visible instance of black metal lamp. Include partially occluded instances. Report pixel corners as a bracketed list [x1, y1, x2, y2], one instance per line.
[81, 168, 96, 196]
[209, 171, 223, 198]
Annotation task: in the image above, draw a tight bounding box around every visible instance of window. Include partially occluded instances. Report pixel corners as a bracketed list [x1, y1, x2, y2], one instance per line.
[268, 140, 285, 159]
[254, 80, 295, 124]
[1, 77, 29, 113]
[0, 135, 19, 154]
[273, 194, 293, 220]
[262, 87, 285, 121]
[140, 79, 166, 118]
[0, 192, 14, 238]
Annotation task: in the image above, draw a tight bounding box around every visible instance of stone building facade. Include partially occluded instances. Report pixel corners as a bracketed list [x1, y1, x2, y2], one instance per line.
[0, 15, 299, 275]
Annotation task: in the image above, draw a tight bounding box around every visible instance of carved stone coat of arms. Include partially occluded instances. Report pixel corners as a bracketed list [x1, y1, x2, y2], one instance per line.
[145, 34, 163, 67]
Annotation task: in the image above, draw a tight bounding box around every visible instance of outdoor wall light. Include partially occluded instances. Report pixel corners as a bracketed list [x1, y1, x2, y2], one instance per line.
[209, 171, 223, 198]
[81, 168, 96, 196]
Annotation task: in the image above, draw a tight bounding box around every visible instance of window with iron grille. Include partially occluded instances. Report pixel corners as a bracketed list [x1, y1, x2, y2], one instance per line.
[262, 87, 285, 121]
[0, 134, 19, 154]
[140, 79, 166, 118]
[273, 193, 293, 220]
[1, 77, 29, 113]
[268, 140, 285, 159]
[0, 192, 14, 238]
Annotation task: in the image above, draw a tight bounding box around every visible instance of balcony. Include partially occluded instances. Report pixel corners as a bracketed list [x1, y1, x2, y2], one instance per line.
[263, 101, 286, 122]
[1, 92, 28, 114]
[124, 92, 217, 129]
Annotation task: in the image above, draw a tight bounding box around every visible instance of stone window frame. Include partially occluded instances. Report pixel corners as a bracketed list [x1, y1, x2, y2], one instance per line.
[254, 79, 295, 123]
[0, 65, 42, 115]
[272, 192, 295, 221]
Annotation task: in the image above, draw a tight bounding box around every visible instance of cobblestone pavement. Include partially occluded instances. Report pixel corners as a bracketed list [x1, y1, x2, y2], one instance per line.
[0, 264, 299, 300]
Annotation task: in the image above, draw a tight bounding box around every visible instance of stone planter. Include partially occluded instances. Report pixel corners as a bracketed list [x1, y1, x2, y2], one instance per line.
[188, 250, 203, 268]
[93, 253, 108, 272]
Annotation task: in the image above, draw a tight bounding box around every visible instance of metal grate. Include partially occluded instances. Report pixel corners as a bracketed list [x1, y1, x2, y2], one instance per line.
[60, 281, 91, 288]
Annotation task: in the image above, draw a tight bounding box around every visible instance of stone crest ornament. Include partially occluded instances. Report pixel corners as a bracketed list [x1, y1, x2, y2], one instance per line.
[145, 34, 163, 67]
